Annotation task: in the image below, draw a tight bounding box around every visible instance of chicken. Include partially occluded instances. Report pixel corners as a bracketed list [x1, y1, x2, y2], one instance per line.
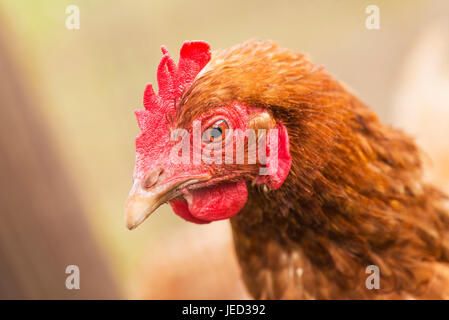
[125, 40, 449, 299]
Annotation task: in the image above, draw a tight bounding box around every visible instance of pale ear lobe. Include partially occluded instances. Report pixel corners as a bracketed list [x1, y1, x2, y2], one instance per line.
[256, 122, 292, 190]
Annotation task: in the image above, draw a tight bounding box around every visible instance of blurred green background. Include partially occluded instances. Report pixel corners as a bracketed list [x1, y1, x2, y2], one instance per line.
[0, 0, 447, 298]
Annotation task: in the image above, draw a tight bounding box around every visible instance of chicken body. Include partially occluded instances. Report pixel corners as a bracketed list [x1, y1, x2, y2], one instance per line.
[180, 40, 449, 299]
[127, 40, 449, 299]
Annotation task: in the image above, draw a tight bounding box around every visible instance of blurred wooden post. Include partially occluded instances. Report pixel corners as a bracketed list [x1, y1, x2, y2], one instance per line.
[0, 28, 118, 299]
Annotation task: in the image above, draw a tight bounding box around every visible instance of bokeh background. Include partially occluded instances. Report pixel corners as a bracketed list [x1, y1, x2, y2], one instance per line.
[0, 0, 448, 299]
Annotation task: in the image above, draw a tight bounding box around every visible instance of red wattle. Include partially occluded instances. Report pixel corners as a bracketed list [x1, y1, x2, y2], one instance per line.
[169, 181, 248, 223]
[169, 198, 210, 224]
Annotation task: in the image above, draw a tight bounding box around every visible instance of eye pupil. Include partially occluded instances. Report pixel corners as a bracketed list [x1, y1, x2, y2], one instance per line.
[203, 120, 229, 143]
[211, 127, 222, 138]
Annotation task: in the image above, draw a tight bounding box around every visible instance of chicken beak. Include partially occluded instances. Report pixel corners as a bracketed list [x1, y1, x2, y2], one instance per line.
[125, 174, 211, 230]
[125, 179, 168, 230]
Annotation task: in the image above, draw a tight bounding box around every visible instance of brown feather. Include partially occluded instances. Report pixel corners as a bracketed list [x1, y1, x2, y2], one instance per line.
[179, 40, 449, 299]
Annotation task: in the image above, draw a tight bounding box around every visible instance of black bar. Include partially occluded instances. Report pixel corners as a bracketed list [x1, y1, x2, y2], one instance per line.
[0, 300, 446, 318]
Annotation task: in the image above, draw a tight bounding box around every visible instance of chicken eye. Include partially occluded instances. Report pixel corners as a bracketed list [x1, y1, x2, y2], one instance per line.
[202, 120, 229, 143]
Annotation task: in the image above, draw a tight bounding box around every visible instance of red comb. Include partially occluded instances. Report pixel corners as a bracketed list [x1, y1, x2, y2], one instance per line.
[134, 41, 211, 179]
[136, 41, 211, 132]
